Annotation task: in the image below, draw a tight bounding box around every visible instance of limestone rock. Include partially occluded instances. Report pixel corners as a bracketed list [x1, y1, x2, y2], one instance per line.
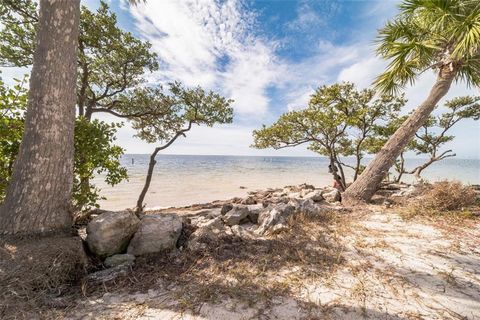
[86, 211, 140, 257]
[322, 188, 341, 203]
[222, 205, 250, 226]
[104, 253, 136, 268]
[188, 217, 227, 251]
[127, 214, 182, 256]
[241, 196, 257, 205]
[303, 190, 324, 202]
[221, 203, 233, 214]
[257, 203, 296, 235]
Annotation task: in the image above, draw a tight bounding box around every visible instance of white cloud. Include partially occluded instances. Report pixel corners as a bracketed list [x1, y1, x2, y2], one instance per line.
[129, 0, 277, 116]
[286, 2, 324, 31]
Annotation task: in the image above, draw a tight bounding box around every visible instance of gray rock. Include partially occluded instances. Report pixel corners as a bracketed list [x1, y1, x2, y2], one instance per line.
[86, 211, 140, 257]
[127, 214, 182, 256]
[222, 205, 251, 226]
[241, 196, 257, 205]
[231, 223, 256, 238]
[245, 204, 264, 223]
[322, 188, 341, 203]
[87, 263, 131, 282]
[188, 218, 227, 251]
[104, 253, 136, 268]
[256, 203, 296, 235]
[221, 203, 233, 214]
[303, 190, 324, 202]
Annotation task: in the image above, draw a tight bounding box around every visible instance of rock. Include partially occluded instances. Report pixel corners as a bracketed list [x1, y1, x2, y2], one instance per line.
[287, 192, 302, 199]
[231, 223, 256, 238]
[86, 211, 140, 257]
[104, 254, 136, 268]
[257, 203, 296, 235]
[198, 216, 225, 231]
[188, 218, 227, 251]
[127, 214, 182, 256]
[241, 196, 257, 205]
[322, 188, 341, 203]
[245, 204, 264, 223]
[391, 185, 417, 198]
[303, 190, 324, 202]
[222, 205, 251, 226]
[87, 263, 131, 282]
[221, 203, 233, 215]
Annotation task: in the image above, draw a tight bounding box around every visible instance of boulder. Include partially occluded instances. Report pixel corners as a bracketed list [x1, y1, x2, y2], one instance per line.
[222, 205, 251, 226]
[241, 196, 257, 205]
[127, 214, 182, 256]
[256, 203, 296, 235]
[104, 253, 136, 268]
[322, 188, 341, 203]
[303, 190, 324, 202]
[221, 203, 233, 214]
[188, 217, 228, 251]
[245, 204, 264, 223]
[86, 211, 140, 257]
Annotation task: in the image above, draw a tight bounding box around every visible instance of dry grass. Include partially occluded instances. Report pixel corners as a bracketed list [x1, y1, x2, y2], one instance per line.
[78, 210, 348, 315]
[403, 181, 478, 220]
[0, 234, 86, 319]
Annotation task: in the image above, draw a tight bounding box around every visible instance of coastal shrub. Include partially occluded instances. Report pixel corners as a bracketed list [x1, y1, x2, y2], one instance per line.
[406, 181, 477, 218]
[0, 76, 27, 201]
[422, 181, 477, 211]
[0, 85, 127, 210]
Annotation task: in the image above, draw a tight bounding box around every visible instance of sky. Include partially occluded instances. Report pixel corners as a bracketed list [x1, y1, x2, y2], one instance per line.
[2, 0, 479, 158]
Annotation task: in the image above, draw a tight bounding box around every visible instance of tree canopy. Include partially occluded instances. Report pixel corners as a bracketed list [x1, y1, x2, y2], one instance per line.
[375, 0, 480, 93]
[252, 82, 406, 188]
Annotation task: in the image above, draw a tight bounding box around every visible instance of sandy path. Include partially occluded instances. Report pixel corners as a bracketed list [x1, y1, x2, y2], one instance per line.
[65, 210, 480, 320]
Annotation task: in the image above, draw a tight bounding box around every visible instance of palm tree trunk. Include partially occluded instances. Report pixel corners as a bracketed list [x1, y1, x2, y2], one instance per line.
[0, 0, 80, 235]
[342, 67, 457, 205]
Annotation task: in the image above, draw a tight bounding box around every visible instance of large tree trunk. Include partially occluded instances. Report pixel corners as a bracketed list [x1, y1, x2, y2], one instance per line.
[0, 0, 80, 235]
[342, 66, 457, 205]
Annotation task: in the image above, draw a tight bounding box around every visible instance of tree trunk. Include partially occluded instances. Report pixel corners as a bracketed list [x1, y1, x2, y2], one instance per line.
[395, 153, 405, 183]
[0, 0, 80, 235]
[136, 148, 160, 214]
[342, 67, 457, 205]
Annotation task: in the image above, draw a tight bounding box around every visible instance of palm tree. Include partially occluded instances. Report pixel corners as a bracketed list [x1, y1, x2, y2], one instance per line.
[343, 0, 480, 204]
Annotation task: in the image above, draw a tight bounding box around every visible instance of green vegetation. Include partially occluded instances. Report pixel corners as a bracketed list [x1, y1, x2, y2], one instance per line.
[253, 82, 405, 189]
[135, 82, 234, 212]
[0, 76, 28, 201]
[0, 0, 233, 211]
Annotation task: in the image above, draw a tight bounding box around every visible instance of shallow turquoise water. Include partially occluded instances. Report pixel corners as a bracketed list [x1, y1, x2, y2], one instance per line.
[93, 154, 480, 210]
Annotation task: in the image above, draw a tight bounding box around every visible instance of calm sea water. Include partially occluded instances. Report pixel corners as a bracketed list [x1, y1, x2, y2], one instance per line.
[93, 154, 480, 210]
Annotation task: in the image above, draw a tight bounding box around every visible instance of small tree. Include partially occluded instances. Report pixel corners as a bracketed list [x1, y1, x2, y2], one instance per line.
[252, 83, 404, 189]
[133, 83, 234, 213]
[397, 96, 480, 182]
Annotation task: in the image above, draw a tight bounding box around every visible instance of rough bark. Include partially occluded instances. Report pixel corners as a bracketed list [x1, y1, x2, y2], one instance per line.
[342, 66, 458, 204]
[0, 0, 80, 235]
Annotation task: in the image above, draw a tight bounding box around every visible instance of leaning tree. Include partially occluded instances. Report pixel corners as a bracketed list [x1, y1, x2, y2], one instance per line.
[130, 83, 234, 213]
[343, 0, 480, 204]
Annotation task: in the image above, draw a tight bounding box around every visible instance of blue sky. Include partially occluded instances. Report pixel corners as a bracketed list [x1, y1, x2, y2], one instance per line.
[3, 0, 479, 158]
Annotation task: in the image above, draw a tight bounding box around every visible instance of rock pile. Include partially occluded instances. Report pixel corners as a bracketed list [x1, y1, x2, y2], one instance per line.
[187, 184, 346, 251]
[84, 184, 346, 273]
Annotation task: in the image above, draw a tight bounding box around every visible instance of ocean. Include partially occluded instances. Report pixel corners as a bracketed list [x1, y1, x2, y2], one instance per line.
[93, 154, 480, 211]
